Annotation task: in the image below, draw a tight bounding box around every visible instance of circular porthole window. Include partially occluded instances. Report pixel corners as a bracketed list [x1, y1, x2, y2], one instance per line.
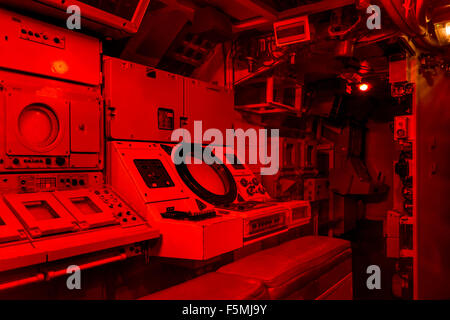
[174, 144, 237, 206]
[18, 104, 60, 152]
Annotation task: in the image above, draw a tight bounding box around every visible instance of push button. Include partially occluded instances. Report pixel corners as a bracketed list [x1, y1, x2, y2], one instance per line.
[55, 157, 66, 166]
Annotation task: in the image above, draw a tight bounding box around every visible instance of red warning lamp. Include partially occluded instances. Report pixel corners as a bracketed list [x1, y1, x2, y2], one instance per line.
[358, 83, 370, 92]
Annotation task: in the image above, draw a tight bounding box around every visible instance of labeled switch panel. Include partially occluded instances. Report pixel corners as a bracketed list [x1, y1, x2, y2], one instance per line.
[134, 159, 175, 189]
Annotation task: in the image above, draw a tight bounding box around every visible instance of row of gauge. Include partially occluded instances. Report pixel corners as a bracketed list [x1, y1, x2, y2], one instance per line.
[0, 8, 311, 280]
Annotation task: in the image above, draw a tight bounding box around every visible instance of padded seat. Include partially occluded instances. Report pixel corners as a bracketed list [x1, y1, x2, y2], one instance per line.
[217, 236, 352, 299]
[139, 272, 268, 300]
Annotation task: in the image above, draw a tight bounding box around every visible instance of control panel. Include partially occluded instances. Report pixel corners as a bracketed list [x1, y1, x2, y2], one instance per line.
[2, 156, 69, 170]
[217, 149, 271, 202]
[134, 159, 175, 189]
[0, 69, 103, 173]
[218, 202, 289, 242]
[246, 212, 287, 239]
[19, 25, 65, 49]
[92, 186, 144, 227]
[0, 173, 101, 194]
[109, 141, 243, 260]
[0, 183, 158, 290]
[0, 8, 101, 85]
[238, 176, 267, 199]
[0, 184, 160, 273]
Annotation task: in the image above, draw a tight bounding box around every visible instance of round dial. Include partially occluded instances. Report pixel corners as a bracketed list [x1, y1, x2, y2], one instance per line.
[18, 104, 59, 152]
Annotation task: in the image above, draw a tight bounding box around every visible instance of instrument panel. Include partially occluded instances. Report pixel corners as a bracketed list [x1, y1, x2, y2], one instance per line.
[134, 159, 175, 189]
[0, 196, 46, 272]
[0, 179, 159, 272]
[219, 148, 271, 203]
[217, 202, 289, 242]
[0, 8, 101, 85]
[0, 70, 103, 173]
[109, 141, 243, 260]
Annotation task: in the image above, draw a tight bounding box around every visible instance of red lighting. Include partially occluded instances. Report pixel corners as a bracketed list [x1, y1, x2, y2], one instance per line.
[51, 60, 69, 75]
[358, 83, 370, 92]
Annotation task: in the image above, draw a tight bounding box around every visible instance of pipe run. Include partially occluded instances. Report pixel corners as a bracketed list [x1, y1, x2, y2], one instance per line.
[0, 253, 128, 292]
[379, 0, 442, 51]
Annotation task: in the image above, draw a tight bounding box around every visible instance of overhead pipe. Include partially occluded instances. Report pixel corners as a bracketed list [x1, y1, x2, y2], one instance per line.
[415, 0, 450, 27]
[379, 0, 442, 51]
[429, 1, 450, 22]
[411, 0, 444, 47]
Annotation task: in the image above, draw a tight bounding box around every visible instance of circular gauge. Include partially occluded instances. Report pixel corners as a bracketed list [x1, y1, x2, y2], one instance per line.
[18, 104, 59, 152]
[175, 144, 237, 206]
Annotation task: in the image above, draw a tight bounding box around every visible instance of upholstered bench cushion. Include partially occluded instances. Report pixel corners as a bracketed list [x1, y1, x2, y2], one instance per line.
[217, 236, 352, 299]
[139, 272, 268, 300]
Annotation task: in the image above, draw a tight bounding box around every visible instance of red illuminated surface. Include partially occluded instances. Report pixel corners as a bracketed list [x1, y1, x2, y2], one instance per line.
[51, 60, 69, 75]
[0, 1, 449, 302]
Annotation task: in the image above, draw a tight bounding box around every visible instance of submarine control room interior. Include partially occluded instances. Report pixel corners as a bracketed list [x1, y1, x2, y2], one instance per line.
[0, 0, 449, 301]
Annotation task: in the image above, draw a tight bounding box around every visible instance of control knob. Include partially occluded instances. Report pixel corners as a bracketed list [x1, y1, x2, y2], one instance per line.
[55, 157, 66, 166]
[240, 178, 248, 187]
